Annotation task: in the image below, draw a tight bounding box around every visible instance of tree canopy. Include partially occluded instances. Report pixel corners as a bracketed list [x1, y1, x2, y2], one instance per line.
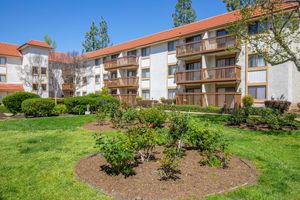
[172, 0, 197, 27]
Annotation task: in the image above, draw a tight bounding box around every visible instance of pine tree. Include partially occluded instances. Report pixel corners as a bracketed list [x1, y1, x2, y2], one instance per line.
[44, 35, 57, 50]
[98, 17, 111, 49]
[82, 22, 99, 53]
[172, 0, 197, 27]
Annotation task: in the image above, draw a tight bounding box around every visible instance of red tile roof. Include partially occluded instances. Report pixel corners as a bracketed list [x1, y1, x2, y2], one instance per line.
[0, 42, 22, 57]
[18, 40, 52, 50]
[84, 3, 296, 59]
[0, 83, 24, 92]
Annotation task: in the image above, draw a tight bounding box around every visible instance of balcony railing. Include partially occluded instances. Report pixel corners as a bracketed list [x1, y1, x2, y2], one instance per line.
[176, 92, 241, 108]
[176, 35, 238, 58]
[62, 83, 74, 91]
[176, 65, 241, 84]
[112, 94, 137, 105]
[104, 77, 139, 88]
[104, 56, 139, 70]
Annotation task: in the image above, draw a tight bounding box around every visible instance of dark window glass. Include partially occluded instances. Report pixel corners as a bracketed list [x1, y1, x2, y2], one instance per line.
[95, 58, 100, 66]
[186, 61, 201, 70]
[216, 29, 228, 37]
[142, 47, 150, 57]
[111, 54, 119, 59]
[32, 66, 39, 75]
[168, 65, 176, 76]
[216, 57, 236, 67]
[248, 21, 269, 34]
[185, 35, 201, 43]
[248, 86, 266, 99]
[168, 40, 178, 51]
[0, 75, 6, 82]
[0, 57, 6, 65]
[95, 75, 100, 83]
[41, 67, 47, 75]
[41, 84, 47, 91]
[248, 54, 266, 68]
[32, 84, 38, 91]
[127, 50, 137, 56]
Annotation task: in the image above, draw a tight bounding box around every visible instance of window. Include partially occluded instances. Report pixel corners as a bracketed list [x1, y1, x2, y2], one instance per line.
[111, 54, 119, 59]
[248, 21, 269, 35]
[248, 86, 266, 99]
[185, 35, 201, 43]
[168, 65, 177, 76]
[168, 40, 178, 52]
[41, 84, 47, 91]
[95, 58, 100, 66]
[127, 50, 137, 56]
[103, 74, 109, 80]
[76, 92, 80, 96]
[103, 57, 108, 63]
[216, 57, 235, 67]
[142, 47, 150, 57]
[95, 75, 100, 83]
[82, 91, 87, 96]
[186, 61, 201, 70]
[0, 75, 6, 82]
[168, 89, 177, 99]
[0, 57, 6, 65]
[142, 90, 150, 100]
[41, 67, 47, 75]
[76, 78, 80, 85]
[142, 68, 150, 78]
[32, 66, 39, 75]
[248, 54, 266, 68]
[32, 84, 38, 91]
[216, 29, 228, 37]
[82, 77, 87, 84]
[110, 71, 117, 78]
[127, 70, 137, 77]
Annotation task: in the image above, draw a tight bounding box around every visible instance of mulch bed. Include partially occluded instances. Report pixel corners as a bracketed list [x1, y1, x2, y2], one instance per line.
[82, 121, 117, 132]
[75, 148, 258, 200]
[226, 122, 300, 131]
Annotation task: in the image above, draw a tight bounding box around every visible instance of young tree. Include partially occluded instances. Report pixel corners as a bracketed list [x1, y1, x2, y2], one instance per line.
[44, 35, 57, 50]
[82, 22, 99, 53]
[223, 0, 300, 71]
[172, 0, 197, 27]
[98, 16, 111, 49]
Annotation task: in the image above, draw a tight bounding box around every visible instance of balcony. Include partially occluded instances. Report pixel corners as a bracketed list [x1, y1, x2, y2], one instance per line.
[104, 56, 139, 70]
[62, 83, 74, 91]
[176, 35, 238, 58]
[176, 92, 241, 108]
[176, 65, 241, 84]
[104, 77, 139, 88]
[112, 94, 137, 105]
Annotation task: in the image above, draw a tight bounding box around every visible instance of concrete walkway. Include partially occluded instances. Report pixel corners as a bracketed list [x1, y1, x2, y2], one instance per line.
[164, 110, 229, 115]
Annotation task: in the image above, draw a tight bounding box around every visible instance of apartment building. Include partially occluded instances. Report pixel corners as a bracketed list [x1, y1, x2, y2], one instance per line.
[0, 3, 299, 108]
[0, 40, 51, 101]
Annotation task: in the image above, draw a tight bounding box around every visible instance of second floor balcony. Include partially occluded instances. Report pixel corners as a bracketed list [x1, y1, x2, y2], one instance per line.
[176, 35, 238, 58]
[104, 77, 139, 88]
[176, 65, 241, 84]
[104, 56, 139, 70]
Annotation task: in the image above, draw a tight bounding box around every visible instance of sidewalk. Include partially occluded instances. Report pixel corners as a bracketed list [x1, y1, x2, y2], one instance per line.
[164, 110, 229, 115]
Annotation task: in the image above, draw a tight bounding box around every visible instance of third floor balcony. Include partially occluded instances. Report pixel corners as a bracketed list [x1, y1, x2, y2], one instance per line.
[176, 35, 239, 58]
[104, 56, 139, 70]
[104, 76, 139, 88]
[176, 65, 241, 84]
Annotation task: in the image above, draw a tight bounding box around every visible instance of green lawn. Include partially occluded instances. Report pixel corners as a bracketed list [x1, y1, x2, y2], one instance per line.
[0, 115, 299, 200]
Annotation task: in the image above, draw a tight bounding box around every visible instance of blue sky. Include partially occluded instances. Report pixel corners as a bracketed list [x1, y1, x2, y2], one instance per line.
[1, 0, 227, 53]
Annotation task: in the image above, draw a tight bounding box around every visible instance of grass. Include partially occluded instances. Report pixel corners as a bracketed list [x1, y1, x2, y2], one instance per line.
[0, 115, 299, 199]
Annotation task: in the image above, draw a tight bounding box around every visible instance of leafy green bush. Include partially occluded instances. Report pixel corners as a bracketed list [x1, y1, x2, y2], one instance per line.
[160, 97, 175, 105]
[95, 134, 135, 176]
[162, 105, 222, 113]
[127, 127, 159, 161]
[87, 93, 102, 98]
[158, 146, 181, 180]
[139, 107, 167, 128]
[47, 98, 65, 104]
[136, 100, 159, 107]
[228, 108, 248, 125]
[22, 98, 55, 117]
[242, 95, 254, 108]
[260, 108, 297, 130]
[2, 92, 40, 114]
[0, 105, 9, 113]
[95, 109, 106, 125]
[265, 100, 291, 113]
[168, 112, 190, 147]
[122, 107, 139, 123]
[53, 104, 68, 115]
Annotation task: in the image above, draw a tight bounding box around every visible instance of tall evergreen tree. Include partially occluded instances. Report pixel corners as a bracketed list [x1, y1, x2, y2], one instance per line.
[82, 22, 99, 53]
[44, 34, 57, 50]
[172, 0, 197, 27]
[98, 17, 111, 49]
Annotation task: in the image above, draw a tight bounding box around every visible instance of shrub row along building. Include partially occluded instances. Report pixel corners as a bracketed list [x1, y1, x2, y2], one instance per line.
[0, 3, 299, 108]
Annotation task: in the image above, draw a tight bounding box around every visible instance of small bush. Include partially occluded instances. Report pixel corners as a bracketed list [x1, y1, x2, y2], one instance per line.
[122, 107, 139, 124]
[160, 97, 175, 105]
[260, 108, 296, 130]
[95, 134, 135, 176]
[53, 104, 68, 115]
[158, 146, 181, 180]
[47, 98, 65, 104]
[95, 109, 107, 125]
[228, 108, 247, 125]
[242, 95, 254, 108]
[2, 92, 40, 114]
[136, 100, 159, 107]
[136, 96, 142, 101]
[22, 98, 55, 117]
[162, 105, 222, 114]
[0, 105, 9, 113]
[168, 112, 190, 148]
[139, 107, 167, 128]
[265, 100, 291, 113]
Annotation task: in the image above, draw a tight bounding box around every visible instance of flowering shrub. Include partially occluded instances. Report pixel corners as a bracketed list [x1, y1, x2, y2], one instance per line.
[138, 107, 167, 128]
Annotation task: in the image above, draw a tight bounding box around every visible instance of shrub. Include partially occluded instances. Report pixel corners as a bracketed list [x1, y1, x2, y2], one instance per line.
[136, 100, 159, 107]
[160, 97, 175, 105]
[0, 105, 9, 113]
[242, 95, 254, 108]
[127, 127, 159, 161]
[162, 105, 222, 114]
[136, 96, 142, 101]
[139, 107, 167, 128]
[265, 100, 291, 113]
[95, 134, 135, 176]
[95, 109, 107, 125]
[2, 92, 40, 114]
[22, 98, 55, 117]
[47, 98, 65, 105]
[228, 108, 248, 125]
[260, 108, 296, 130]
[87, 93, 102, 98]
[53, 104, 68, 115]
[122, 107, 139, 124]
[168, 112, 190, 148]
[158, 146, 181, 180]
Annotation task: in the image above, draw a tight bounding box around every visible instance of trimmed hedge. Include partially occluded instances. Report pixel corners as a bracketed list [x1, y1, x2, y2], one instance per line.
[0, 105, 9, 113]
[47, 98, 65, 105]
[265, 100, 291, 113]
[162, 105, 222, 114]
[2, 92, 40, 114]
[136, 100, 159, 107]
[22, 98, 55, 117]
[53, 104, 68, 115]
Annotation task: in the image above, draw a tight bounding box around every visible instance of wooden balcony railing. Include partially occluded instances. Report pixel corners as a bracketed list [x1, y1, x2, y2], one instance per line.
[176, 65, 241, 84]
[176, 92, 241, 108]
[112, 94, 137, 105]
[104, 56, 139, 70]
[104, 77, 139, 88]
[62, 83, 74, 91]
[176, 35, 238, 58]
